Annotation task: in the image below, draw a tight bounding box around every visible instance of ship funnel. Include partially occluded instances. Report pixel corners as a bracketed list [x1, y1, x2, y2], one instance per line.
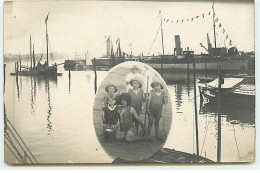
[174, 35, 182, 56]
[106, 36, 111, 56]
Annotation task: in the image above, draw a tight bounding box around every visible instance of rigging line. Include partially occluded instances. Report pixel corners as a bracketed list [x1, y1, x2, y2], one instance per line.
[200, 116, 212, 156]
[232, 124, 241, 158]
[4, 135, 26, 164]
[4, 140, 23, 164]
[6, 118, 38, 163]
[7, 126, 34, 164]
[148, 24, 161, 55]
[192, 98, 195, 154]
[200, 26, 214, 44]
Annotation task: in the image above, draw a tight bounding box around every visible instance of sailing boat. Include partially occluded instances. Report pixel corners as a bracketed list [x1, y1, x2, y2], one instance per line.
[10, 13, 62, 76]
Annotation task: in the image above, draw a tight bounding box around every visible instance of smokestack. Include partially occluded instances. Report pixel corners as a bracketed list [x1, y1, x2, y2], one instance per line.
[107, 36, 111, 56]
[175, 35, 182, 56]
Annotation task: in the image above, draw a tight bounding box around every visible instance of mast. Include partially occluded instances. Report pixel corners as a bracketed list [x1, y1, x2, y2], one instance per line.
[160, 10, 165, 78]
[212, 0, 217, 49]
[33, 44, 35, 68]
[45, 12, 50, 66]
[19, 52, 21, 71]
[30, 35, 32, 69]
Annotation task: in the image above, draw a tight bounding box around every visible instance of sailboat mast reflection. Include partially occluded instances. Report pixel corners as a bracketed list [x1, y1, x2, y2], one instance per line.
[44, 77, 53, 135]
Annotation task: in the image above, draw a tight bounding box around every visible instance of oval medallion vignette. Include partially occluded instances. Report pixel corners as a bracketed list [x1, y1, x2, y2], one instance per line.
[93, 62, 172, 161]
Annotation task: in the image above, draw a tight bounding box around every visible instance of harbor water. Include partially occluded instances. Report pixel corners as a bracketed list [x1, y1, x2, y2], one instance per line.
[4, 62, 255, 163]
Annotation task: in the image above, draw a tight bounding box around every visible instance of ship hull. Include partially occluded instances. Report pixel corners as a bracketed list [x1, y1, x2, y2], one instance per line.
[147, 58, 248, 72]
[10, 66, 59, 76]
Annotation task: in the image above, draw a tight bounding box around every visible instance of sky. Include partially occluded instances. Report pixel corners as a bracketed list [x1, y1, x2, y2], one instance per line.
[4, 0, 254, 58]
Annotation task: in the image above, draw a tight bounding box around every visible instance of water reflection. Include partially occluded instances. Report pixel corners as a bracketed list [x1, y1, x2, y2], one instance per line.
[200, 102, 255, 124]
[16, 76, 20, 99]
[15, 75, 58, 135]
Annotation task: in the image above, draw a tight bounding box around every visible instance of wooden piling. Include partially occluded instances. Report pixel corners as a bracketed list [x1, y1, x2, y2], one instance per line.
[217, 67, 222, 162]
[93, 58, 97, 94]
[193, 59, 199, 156]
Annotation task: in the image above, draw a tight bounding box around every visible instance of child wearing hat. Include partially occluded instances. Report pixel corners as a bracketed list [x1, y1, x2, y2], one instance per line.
[147, 79, 168, 139]
[127, 77, 146, 134]
[103, 83, 119, 107]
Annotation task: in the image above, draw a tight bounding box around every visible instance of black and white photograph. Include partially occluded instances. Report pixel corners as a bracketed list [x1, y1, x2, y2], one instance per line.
[3, 0, 255, 164]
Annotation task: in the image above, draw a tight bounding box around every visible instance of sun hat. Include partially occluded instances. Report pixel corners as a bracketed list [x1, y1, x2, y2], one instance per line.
[105, 83, 118, 93]
[129, 76, 143, 88]
[151, 79, 164, 89]
[130, 65, 140, 72]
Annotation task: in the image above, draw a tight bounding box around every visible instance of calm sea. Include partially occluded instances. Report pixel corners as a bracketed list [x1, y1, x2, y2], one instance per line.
[4, 61, 255, 163]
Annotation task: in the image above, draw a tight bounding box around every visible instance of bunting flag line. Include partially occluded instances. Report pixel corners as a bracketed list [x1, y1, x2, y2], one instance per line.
[163, 8, 213, 24]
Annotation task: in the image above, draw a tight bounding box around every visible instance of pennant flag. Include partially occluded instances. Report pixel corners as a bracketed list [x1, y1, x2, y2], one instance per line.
[222, 29, 225, 33]
[164, 18, 166, 22]
[226, 34, 229, 39]
[218, 23, 222, 28]
[202, 13, 205, 18]
[45, 12, 50, 24]
[166, 19, 169, 22]
[158, 10, 161, 17]
[171, 20, 174, 23]
[177, 20, 179, 23]
[191, 18, 194, 21]
[181, 20, 184, 23]
[196, 16, 199, 18]
[229, 40, 232, 46]
[187, 19, 189, 21]
[209, 11, 211, 15]
[215, 18, 218, 22]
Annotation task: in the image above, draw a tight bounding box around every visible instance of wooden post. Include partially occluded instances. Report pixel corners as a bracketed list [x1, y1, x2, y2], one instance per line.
[205, 61, 208, 78]
[4, 64, 6, 92]
[217, 67, 222, 162]
[93, 58, 97, 94]
[69, 69, 71, 93]
[193, 59, 199, 156]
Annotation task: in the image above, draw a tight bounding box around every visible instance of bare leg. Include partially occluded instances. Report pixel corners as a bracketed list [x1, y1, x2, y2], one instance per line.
[147, 115, 154, 136]
[154, 115, 161, 138]
[124, 126, 148, 143]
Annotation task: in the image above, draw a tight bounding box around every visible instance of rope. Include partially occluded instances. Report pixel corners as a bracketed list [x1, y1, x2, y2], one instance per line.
[232, 124, 241, 158]
[192, 97, 195, 154]
[4, 135, 26, 164]
[200, 116, 212, 156]
[4, 140, 23, 164]
[200, 26, 214, 44]
[6, 118, 38, 163]
[7, 126, 34, 163]
[148, 24, 161, 55]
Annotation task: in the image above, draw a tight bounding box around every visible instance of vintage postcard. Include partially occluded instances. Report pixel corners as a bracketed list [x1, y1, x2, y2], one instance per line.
[3, 0, 255, 164]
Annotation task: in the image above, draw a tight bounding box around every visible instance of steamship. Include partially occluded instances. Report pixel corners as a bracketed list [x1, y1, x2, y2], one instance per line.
[92, 35, 253, 74]
[141, 34, 252, 73]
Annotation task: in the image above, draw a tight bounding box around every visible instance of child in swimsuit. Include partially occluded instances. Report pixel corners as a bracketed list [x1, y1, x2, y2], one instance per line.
[147, 80, 168, 139]
[127, 77, 145, 134]
[116, 93, 147, 142]
[101, 98, 120, 141]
